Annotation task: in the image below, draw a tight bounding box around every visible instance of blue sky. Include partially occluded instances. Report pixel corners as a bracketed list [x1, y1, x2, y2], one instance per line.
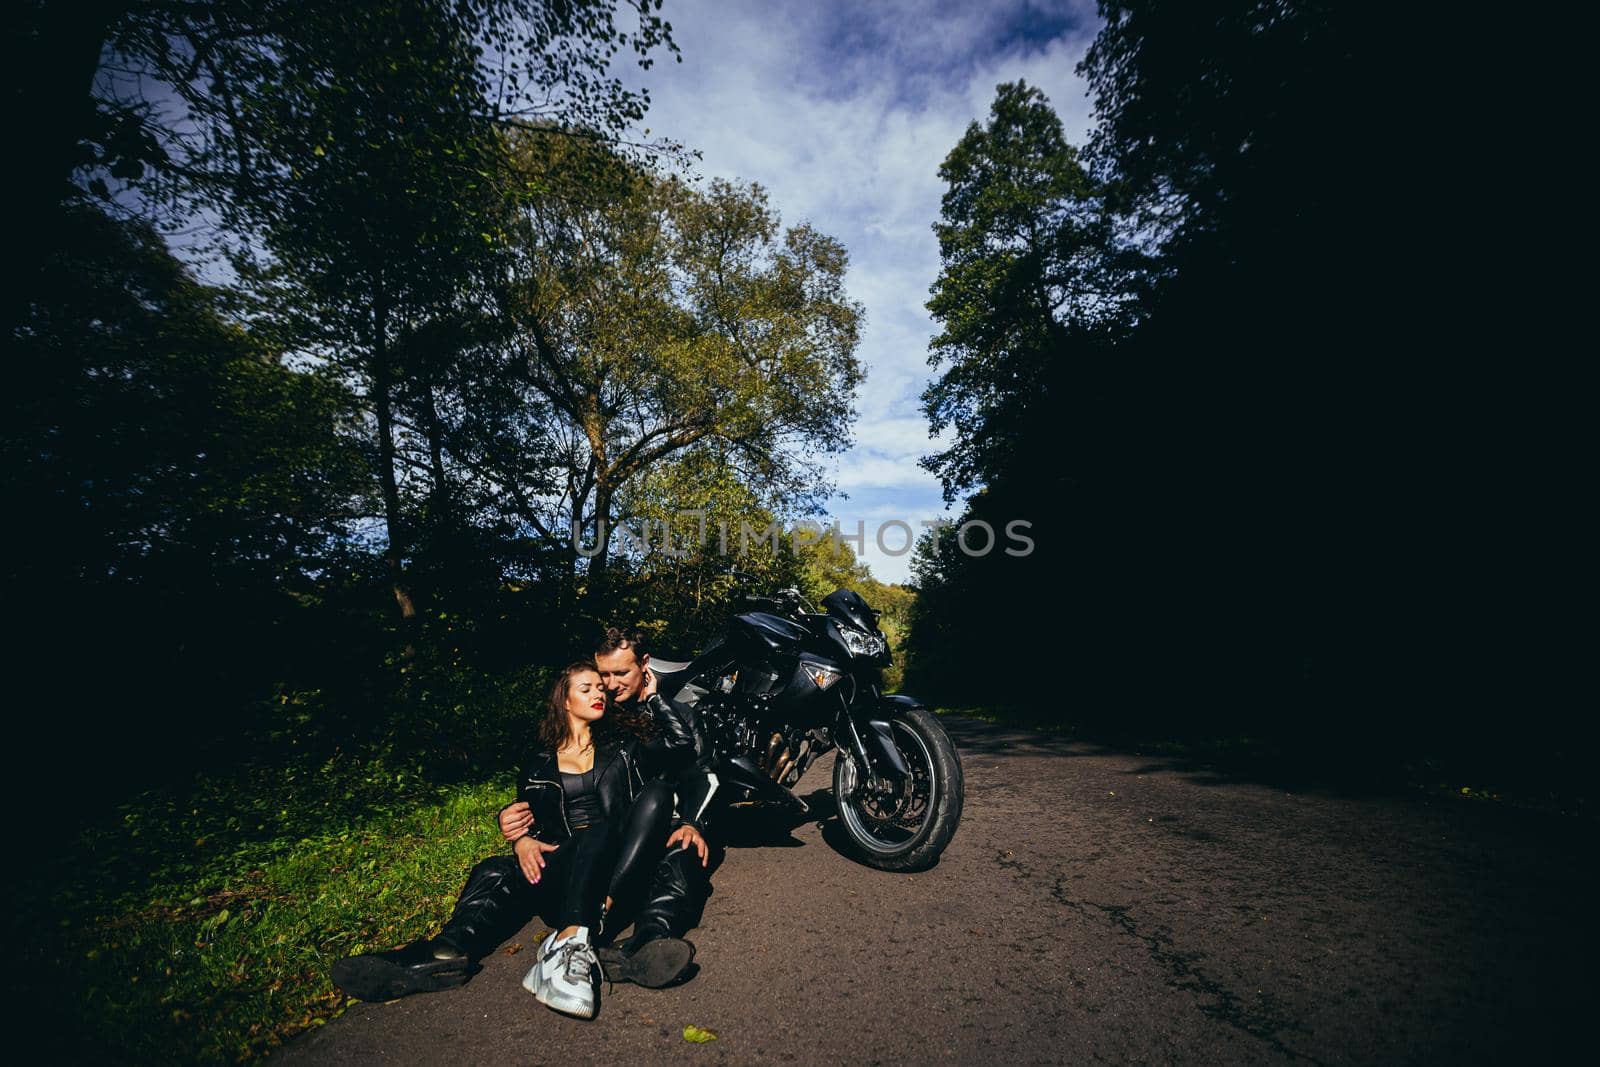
[625, 0, 1101, 583]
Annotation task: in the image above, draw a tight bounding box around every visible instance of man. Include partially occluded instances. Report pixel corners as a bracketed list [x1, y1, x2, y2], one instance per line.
[329, 627, 719, 1004]
[498, 626, 720, 981]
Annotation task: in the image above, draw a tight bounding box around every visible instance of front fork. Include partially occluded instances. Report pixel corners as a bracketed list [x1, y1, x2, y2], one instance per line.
[836, 687, 911, 800]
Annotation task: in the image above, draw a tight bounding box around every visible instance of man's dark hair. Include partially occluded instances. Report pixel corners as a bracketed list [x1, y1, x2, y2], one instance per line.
[595, 625, 650, 661]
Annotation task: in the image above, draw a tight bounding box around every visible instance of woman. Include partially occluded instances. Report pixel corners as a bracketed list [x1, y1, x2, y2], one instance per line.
[510, 659, 695, 1018]
[330, 660, 705, 1018]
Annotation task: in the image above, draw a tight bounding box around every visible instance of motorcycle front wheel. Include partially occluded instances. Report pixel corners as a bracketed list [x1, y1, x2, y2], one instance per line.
[833, 704, 963, 872]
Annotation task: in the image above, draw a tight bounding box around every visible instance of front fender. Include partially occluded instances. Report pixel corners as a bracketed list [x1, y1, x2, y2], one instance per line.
[878, 694, 932, 712]
[857, 693, 932, 778]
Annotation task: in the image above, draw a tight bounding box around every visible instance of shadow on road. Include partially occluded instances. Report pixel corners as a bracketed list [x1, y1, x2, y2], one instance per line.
[717, 797, 823, 849]
[938, 712, 1453, 804]
[712, 786, 949, 873]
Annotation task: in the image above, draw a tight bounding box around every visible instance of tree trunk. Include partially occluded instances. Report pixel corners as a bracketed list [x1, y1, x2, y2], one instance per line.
[584, 480, 614, 609]
[10, 2, 124, 333]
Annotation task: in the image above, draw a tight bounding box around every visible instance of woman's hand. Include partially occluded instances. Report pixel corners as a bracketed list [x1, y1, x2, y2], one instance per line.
[666, 823, 709, 867]
[498, 801, 534, 842]
[514, 835, 560, 884]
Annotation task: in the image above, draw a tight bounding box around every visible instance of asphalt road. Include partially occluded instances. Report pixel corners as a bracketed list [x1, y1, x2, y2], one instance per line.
[276, 715, 1591, 1064]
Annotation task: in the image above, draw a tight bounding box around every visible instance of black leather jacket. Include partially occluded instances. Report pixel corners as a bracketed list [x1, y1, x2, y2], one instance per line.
[512, 693, 718, 843]
[646, 691, 721, 830]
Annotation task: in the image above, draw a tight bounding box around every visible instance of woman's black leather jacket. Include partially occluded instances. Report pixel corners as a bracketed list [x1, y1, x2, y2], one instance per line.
[513, 695, 717, 844]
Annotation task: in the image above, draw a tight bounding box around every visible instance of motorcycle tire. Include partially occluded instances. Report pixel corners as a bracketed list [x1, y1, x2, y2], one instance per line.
[833, 704, 963, 872]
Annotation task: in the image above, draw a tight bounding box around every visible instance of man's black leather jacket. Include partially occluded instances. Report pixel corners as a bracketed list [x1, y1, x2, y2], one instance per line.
[509, 693, 718, 844]
[643, 691, 720, 830]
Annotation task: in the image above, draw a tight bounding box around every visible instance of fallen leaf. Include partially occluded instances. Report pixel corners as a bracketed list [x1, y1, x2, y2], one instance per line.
[503, 943, 524, 955]
[683, 1025, 718, 1043]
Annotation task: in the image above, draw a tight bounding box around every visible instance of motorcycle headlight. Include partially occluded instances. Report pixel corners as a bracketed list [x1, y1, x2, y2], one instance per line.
[838, 626, 884, 658]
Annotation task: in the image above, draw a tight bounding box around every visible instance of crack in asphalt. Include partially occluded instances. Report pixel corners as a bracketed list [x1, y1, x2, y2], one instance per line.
[1083, 891, 1327, 1067]
[997, 848, 1326, 1064]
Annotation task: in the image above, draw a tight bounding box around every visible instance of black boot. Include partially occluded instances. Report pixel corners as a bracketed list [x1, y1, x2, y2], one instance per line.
[596, 931, 694, 988]
[330, 936, 472, 1001]
[595, 845, 703, 987]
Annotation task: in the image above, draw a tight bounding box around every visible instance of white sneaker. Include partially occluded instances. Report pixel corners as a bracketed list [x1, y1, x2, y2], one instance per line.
[521, 927, 600, 1019]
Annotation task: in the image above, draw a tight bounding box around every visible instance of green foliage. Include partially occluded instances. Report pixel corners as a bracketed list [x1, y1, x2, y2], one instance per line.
[72, 1, 679, 217]
[921, 81, 1147, 504]
[6, 200, 383, 788]
[495, 139, 866, 599]
[10, 763, 511, 1063]
[608, 447, 810, 649]
[8, 201, 368, 588]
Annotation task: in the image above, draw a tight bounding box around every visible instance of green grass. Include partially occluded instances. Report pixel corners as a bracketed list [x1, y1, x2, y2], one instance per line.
[13, 759, 515, 1063]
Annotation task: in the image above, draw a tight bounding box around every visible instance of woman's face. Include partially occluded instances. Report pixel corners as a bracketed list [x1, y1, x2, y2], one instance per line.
[565, 669, 609, 726]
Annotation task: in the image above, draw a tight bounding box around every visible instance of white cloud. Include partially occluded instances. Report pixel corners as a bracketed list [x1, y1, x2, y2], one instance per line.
[628, 0, 1099, 582]
[833, 456, 933, 492]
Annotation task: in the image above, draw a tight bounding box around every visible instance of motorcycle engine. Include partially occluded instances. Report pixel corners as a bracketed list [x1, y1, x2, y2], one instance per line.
[702, 695, 830, 789]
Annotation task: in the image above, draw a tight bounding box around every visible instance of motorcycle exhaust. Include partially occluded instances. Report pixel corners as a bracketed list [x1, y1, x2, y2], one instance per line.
[763, 731, 785, 774]
[773, 739, 812, 787]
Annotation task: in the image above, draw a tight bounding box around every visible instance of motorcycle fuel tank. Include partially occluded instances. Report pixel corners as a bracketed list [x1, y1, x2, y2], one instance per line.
[730, 611, 809, 652]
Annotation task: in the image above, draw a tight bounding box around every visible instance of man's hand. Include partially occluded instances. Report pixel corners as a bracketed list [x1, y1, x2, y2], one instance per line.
[498, 801, 534, 842]
[514, 835, 560, 884]
[640, 665, 659, 702]
[666, 823, 709, 867]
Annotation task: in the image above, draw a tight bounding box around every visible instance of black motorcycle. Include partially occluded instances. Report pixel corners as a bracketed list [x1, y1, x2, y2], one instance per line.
[650, 584, 963, 871]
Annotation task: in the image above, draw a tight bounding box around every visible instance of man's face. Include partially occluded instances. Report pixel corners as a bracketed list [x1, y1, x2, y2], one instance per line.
[595, 645, 650, 704]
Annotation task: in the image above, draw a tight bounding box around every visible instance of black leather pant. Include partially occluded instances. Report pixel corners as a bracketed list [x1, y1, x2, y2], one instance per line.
[438, 781, 706, 957]
[618, 839, 708, 946]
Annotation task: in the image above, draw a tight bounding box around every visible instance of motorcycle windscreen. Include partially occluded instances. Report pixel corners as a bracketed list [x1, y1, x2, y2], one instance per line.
[821, 588, 879, 634]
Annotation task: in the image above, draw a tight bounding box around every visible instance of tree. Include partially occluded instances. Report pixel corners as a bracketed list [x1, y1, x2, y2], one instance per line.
[10, 1, 679, 330]
[5, 200, 369, 783]
[921, 81, 1147, 504]
[6, 0, 690, 785]
[906, 82, 1151, 712]
[6, 201, 367, 592]
[225, 3, 519, 626]
[1071, 1, 1410, 740]
[607, 446, 811, 649]
[490, 144, 865, 604]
